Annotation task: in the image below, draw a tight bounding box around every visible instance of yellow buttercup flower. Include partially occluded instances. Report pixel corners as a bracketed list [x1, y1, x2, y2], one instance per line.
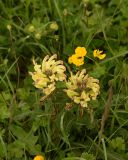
[68, 47, 87, 66]
[93, 49, 106, 60]
[68, 56, 73, 64]
[75, 47, 87, 57]
[33, 155, 44, 160]
[65, 69, 100, 108]
[68, 54, 84, 66]
[30, 54, 66, 96]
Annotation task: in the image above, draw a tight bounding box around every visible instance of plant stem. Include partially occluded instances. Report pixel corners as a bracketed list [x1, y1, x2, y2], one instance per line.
[101, 138, 107, 160]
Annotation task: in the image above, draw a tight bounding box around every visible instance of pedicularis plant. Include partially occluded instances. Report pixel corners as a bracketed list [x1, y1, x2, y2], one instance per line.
[30, 47, 102, 111]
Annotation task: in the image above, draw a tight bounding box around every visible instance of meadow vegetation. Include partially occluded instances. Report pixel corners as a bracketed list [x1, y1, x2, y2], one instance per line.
[0, 0, 128, 159]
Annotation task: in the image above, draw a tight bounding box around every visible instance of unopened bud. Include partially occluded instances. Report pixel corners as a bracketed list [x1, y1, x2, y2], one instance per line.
[35, 32, 41, 40]
[54, 35, 59, 41]
[63, 9, 68, 16]
[28, 25, 35, 32]
[7, 24, 12, 31]
[50, 22, 59, 31]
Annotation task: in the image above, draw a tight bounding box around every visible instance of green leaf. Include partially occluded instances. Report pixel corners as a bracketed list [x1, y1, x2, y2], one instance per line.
[109, 137, 125, 152]
[81, 152, 95, 160]
[89, 65, 106, 78]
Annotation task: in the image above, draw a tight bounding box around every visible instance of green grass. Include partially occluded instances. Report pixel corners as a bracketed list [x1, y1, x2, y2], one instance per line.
[0, 0, 128, 159]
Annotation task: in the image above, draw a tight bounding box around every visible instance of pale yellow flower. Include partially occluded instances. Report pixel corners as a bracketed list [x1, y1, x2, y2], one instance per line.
[30, 72, 49, 89]
[41, 54, 66, 82]
[30, 54, 66, 96]
[80, 91, 90, 107]
[29, 59, 49, 89]
[65, 69, 100, 108]
[74, 91, 90, 108]
[43, 83, 56, 96]
[86, 77, 100, 100]
[66, 69, 87, 90]
[93, 49, 106, 60]
[33, 155, 44, 160]
[66, 89, 79, 99]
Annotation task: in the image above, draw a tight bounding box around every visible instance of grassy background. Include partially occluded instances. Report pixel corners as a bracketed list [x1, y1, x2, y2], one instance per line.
[0, 0, 128, 159]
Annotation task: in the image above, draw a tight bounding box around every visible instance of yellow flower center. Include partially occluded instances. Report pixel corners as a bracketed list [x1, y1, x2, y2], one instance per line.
[77, 80, 87, 90]
[45, 70, 53, 76]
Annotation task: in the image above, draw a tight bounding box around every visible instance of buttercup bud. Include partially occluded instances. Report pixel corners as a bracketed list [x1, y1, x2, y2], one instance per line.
[35, 32, 42, 40]
[63, 9, 68, 16]
[7, 24, 12, 31]
[28, 25, 35, 32]
[50, 22, 59, 31]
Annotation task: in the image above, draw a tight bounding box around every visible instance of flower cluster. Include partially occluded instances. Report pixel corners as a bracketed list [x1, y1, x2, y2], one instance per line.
[68, 47, 106, 67]
[30, 46, 103, 109]
[64, 69, 100, 108]
[29, 54, 66, 96]
[68, 47, 87, 66]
